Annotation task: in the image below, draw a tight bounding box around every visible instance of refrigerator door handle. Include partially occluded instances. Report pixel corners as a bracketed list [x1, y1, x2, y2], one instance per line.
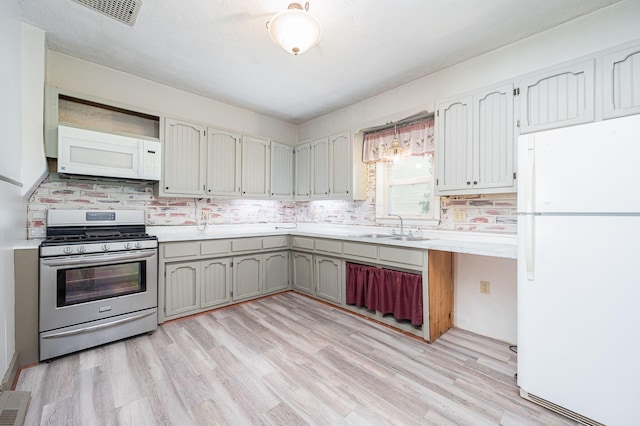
[525, 214, 535, 280]
[526, 137, 535, 212]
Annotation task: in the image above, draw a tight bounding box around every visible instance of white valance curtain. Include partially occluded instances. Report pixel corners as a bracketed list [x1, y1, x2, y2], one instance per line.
[362, 117, 435, 163]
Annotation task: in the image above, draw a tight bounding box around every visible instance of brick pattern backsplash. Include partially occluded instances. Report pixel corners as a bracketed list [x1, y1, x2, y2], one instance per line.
[439, 193, 517, 233]
[27, 168, 517, 238]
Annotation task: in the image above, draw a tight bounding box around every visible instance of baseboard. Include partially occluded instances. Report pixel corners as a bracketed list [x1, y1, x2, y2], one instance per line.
[1, 352, 19, 391]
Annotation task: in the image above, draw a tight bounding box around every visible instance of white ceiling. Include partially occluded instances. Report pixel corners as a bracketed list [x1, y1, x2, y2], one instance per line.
[18, 0, 622, 124]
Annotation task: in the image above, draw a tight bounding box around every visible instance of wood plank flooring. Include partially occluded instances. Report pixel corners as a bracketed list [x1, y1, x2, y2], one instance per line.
[15, 292, 576, 425]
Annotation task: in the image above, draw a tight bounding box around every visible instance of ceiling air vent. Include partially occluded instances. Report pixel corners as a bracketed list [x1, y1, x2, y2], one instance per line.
[70, 0, 143, 26]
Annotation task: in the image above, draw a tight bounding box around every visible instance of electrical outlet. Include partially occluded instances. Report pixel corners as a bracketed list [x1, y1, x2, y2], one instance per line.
[200, 211, 207, 221]
[453, 209, 467, 222]
[480, 280, 490, 294]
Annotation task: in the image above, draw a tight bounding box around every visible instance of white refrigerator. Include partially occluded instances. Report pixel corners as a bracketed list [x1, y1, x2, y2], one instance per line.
[517, 114, 640, 426]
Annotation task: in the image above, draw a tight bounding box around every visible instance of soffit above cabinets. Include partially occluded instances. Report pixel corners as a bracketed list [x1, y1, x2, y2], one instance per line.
[18, 0, 623, 124]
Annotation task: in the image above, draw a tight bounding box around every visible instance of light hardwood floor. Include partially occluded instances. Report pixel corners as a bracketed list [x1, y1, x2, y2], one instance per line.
[15, 292, 576, 425]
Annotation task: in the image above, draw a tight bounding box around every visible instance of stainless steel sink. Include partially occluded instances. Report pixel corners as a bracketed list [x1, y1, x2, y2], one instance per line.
[354, 233, 394, 239]
[390, 235, 432, 241]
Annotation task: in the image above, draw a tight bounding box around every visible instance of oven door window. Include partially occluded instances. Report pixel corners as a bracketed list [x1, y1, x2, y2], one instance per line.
[56, 261, 147, 307]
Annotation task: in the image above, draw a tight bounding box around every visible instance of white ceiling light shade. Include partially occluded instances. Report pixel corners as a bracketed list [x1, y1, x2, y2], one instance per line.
[267, 2, 322, 56]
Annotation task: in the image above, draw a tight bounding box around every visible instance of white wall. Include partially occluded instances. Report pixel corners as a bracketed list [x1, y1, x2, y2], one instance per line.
[298, 0, 640, 140]
[46, 52, 298, 144]
[296, 0, 640, 343]
[454, 254, 517, 343]
[0, 0, 27, 383]
[21, 24, 47, 196]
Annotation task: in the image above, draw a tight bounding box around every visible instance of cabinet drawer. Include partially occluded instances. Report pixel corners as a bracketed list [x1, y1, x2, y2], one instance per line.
[379, 247, 423, 266]
[291, 237, 314, 250]
[163, 242, 199, 259]
[343, 242, 377, 259]
[231, 237, 262, 252]
[315, 239, 342, 254]
[200, 239, 230, 256]
[263, 235, 289, 249]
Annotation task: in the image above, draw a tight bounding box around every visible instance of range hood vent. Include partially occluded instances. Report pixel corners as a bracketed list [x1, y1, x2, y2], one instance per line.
[70, 0, 143, 26]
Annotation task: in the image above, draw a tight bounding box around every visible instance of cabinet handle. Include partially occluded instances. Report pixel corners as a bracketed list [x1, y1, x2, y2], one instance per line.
[165, 186, 169, 190]
[466, 181, 471, 185]
[473, 181, 478, 185]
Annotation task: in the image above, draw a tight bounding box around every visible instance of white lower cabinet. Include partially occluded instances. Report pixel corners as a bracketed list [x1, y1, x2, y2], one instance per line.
[201, 258, 232, 309]
[165, 258, 232, 318]
[292, 252, 314, 294]
[264, 251, 289, 294]
[165, 261, 200, 317]
[315, 256, 343, 304]
[232, 254, 263, 301]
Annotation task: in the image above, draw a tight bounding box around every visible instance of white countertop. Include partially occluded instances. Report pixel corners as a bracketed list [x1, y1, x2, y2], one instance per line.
[148, 223, 517, 259]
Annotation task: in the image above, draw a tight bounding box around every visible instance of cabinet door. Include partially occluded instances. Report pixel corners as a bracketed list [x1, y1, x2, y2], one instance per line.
[472, 83, 515, 190]
[603, 45, 640, 119]
[270, 142, 293, 199]
[311, 137, 329, 198]
[329, 131, 352, 198]
[295, 142, 311, 199]
[206, 128, 241, 197]
[162, 119, 206, 196]
[232, 254, 262, 301]
[315, 256, 342, 304]
[436, 97, 473, 193]
[165, 262, 200, 317]
[241, 136, 270, 198]
[201, 258, 232, 309]
[264, 251, 289, 294]
[519, 60, 595, 133]
[292, 252, 314, 294]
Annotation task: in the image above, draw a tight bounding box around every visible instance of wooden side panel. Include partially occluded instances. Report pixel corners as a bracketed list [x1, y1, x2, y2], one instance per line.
[427, 250, 454, 342]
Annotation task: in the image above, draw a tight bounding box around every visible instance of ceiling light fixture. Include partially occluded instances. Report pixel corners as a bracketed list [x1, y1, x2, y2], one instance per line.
[266, 2, 322, 56]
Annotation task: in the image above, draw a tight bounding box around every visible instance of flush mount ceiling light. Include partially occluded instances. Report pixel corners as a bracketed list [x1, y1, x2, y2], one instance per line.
[266, 2, 322, 56]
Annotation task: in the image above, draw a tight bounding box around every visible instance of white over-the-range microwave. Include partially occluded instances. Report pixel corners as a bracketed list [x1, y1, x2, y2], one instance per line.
[57, 125, 161, 181]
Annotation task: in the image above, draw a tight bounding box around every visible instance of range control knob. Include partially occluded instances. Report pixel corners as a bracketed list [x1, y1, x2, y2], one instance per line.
[135, 242, 143, 249]
[77, 245, 86, 254]
[101, 244, 111, 252]
[63, 247, 73, 254]
[124, 242, 132, 250]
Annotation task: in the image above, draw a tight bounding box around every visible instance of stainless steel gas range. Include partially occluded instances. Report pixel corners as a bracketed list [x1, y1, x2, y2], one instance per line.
[39, 210, 158, 361]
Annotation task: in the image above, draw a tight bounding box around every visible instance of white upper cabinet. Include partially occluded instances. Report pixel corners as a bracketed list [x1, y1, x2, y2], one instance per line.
[241, 135, 270, 198]
[311, 137, 330, 198]
[518, 59, 595, 133]
[270, 142, 293, 199]
[206, 128, 241, 197]
[162, 118, 206, 196]
[436, 97, 473, 193]
[436, 83, 515, 195]
[602, 44, 640, 119]
[472, 83, 515, 190]
[295, 142, 311, 200]
[329, 131, 352, 198]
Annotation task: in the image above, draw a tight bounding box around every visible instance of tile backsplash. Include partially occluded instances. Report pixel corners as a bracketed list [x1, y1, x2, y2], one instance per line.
[27, 172, 517, 239]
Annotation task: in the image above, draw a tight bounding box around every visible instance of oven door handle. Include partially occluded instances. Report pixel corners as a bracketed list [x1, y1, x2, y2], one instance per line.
[41, 310, 156, 339]
[40, 250, 156, 267]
